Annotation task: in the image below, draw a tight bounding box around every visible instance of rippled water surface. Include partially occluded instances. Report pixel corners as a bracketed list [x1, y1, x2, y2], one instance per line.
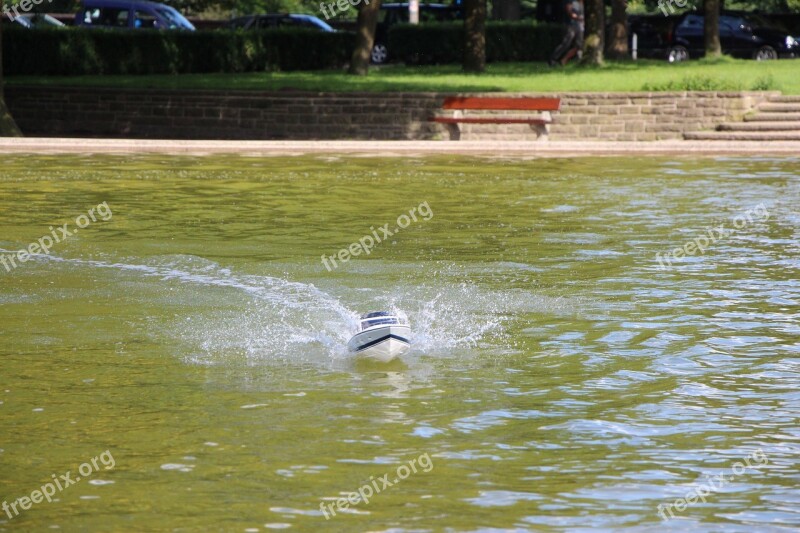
[1, 155, 798, 531]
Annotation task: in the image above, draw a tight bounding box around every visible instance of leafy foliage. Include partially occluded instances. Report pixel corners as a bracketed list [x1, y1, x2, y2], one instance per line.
[1, 26, 355, 74]
[641, 72, 778, 91]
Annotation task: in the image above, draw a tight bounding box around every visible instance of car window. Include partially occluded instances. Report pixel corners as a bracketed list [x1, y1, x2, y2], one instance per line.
[228, 17, 251, 29]
[255, 17, 274, 28]
[278, 17, 302, 27]
[721, 16, 748, 35]
[298, 18, 320, 29]
[678, 14, 702, 29]
[731, 16, 749, 32]
[134, 10, 158, 28]
[305, 17, 333, 31]
[155, 7, 187, 29]
[13, 16, 33, 28]
[83, 7, 129, 27]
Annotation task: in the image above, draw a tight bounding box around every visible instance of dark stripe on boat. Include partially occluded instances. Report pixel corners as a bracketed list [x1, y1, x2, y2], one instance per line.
[355, 334, 410, 352]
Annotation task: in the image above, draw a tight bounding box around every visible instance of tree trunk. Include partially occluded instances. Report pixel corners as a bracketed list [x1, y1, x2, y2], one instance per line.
[0, 19, 22, 137]
[348, 0, 382, 76]
[704, 0, 721, 58]
[581, 0, 604, 66]
[491, 0, 520, 20]
[605, 0, 628, 60]
[463, 0, 486, 73]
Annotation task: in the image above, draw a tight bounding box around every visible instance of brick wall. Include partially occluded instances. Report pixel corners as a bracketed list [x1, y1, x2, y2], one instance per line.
[5, 86, 777, 141]
[547, 91, 778, 141]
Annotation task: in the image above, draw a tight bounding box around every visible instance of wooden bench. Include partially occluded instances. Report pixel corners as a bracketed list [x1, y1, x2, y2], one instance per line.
[431, 96, 561, 141]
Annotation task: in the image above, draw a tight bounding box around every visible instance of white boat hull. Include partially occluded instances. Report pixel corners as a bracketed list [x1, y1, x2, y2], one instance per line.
[348, 325, 411, 362]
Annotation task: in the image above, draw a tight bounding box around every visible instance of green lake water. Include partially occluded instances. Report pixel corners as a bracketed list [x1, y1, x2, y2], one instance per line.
[0, 155, 798, 532]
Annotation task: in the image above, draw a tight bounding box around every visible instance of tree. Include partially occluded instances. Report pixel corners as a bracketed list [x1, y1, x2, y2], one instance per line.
[348, 0, 381, 75]
[606, 0, 628, 60]
[581, 0, 604, 65]
[0, 19, 22, 137]
[463, 0, 486, 72]
[704, 0, 721, 58]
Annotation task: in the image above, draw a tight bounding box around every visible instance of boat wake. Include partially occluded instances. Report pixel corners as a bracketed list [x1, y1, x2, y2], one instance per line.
[4, 251, 586, 367]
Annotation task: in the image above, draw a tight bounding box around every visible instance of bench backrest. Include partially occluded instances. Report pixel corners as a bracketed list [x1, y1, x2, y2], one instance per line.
[442, 97, 561, 112]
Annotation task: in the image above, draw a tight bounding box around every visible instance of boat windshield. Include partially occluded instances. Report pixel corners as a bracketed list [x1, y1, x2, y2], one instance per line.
[359, 316, 407, 330]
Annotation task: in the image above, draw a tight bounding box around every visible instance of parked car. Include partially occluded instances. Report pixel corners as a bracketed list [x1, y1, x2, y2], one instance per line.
[630, 12, 797, 62]
[372, 3, 462, 64]
[628, 14, 679, 60]
[75, 0, 195, 30]
[11, 14, 67, 28]
[226, 13, 335, 32]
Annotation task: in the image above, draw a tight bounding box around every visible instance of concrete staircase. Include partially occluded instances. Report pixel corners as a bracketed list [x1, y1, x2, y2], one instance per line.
[684, 95, 800, 141]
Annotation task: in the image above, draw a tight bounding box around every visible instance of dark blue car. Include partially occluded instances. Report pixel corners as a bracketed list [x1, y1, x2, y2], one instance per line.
[75, 0, 195, 30]
[671, 13, 796, 61]
[631, 12, 797, 62]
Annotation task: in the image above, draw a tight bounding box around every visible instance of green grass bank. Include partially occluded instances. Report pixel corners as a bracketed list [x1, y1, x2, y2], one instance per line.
[7, 58, 799, 94]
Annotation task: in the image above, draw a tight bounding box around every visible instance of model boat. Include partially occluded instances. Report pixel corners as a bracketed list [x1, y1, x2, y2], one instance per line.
[347, 311, 411, 362]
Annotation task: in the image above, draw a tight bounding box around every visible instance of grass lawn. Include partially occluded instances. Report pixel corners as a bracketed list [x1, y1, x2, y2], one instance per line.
[6, 57, 800, 94]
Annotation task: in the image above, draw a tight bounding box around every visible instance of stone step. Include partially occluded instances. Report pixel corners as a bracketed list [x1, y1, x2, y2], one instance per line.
[718, 121, 800, 131]
[758, 103, 800, 112]
[744, 112, 800, 122]
[685, 131, 800, 141]
[768, 95, 800, 103]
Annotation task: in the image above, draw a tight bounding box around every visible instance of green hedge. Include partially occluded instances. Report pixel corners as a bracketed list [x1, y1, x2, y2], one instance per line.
[2, 27, 355, 75]
[387, 21, 565, 65]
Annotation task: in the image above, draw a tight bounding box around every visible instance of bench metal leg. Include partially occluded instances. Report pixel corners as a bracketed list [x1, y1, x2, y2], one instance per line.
[530, 123, 549, 141]
[530, 111, 551, 141]
[445, 123, 461, 141]
[445, 110, 462, 140]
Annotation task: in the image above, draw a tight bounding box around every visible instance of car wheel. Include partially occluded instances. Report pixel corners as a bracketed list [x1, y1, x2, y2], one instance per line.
[667, 46, 689, 63]
[754, 45, 777, 61]
[371, 43, 389, 65]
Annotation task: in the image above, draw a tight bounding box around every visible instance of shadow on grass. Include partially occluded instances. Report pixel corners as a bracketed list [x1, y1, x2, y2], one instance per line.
[6, 55, 792, 93]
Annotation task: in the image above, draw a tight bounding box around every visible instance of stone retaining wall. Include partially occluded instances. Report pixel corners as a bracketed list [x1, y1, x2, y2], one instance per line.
[547, 91, 778, 142]
[5, 87, 777, 142]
